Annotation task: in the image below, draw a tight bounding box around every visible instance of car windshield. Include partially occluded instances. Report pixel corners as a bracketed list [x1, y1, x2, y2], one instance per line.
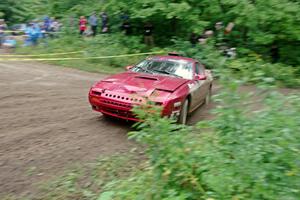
[131, 59, 193, 80]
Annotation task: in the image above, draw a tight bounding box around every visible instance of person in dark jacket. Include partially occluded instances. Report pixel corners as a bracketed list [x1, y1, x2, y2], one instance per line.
[144, 22, 154, 46]
[270, 44, 279, 63]
[101, 12, 109, 33]
[89, 11, 98, 36]
[121, 20, 132, 35]
[0, 19, 8, 48]
[190, 32, 198, 47]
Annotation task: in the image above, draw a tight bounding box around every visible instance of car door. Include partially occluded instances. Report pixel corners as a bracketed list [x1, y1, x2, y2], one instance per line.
[189, 62, 209, 111]
[197, 62, 210, 102]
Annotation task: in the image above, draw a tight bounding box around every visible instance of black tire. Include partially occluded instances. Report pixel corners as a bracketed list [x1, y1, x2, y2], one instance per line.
[178, 99, 189, 125]
[101, 113, 112, 120]
[205, 86, 212, 105]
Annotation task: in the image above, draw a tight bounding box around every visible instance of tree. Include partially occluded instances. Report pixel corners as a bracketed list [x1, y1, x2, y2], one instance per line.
[0, 0, 47, 24]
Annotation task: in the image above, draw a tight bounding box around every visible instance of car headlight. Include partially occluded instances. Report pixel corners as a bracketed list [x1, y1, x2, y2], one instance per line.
[173, 101, 182, 108]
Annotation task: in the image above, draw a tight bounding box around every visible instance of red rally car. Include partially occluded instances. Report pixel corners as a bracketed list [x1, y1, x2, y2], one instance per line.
[89, 53, 213, 124]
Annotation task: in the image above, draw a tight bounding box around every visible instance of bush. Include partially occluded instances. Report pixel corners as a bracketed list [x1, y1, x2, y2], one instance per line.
[99, 82, 300, 200]
[196, 81, 300, 199]
[171, 39, 300, 88]
[226, 58, 300, 88]
[16, 33, 163, 74]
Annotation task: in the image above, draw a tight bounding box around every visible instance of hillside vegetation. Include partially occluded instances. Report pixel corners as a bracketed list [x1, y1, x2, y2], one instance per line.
[3, 0, 298, 87]
[1, 1, 299, 199]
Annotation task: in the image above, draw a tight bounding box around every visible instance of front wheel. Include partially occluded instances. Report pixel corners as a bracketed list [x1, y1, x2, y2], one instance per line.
[101, 113, 113, 120]
[178, 99, 189, 125]
[205, 86, 212, 105]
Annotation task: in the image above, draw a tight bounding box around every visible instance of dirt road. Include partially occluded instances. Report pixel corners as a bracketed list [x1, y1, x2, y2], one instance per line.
[0, 61, 216, 198]
[0, 62, 138, 197]
[1, 59, 298, 199]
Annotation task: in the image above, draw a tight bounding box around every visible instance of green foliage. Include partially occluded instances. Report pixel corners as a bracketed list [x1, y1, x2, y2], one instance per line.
[226, 58, 300, 88]
[101, 105, 206, 199]
[99, 83, 300, 200]
[29, 154, 142, 200]
[3, 0, 300, 65]
[103, 0, 300, 64]
[3, 1, 300, 199]
[172, 39, 300, 88]
[16, 34, 154, 74]
[0, 0, 47, 24]
[17, 34, 299, 87]
[195, 83, 300, 199]
[9, 0, 300, 86]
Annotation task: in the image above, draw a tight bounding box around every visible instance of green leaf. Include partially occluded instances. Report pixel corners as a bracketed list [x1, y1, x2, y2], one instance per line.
[97, 191, 115, 200]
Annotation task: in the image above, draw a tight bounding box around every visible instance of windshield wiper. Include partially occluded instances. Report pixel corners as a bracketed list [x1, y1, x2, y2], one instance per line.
[151, 69, 182, 78]
[134, 66, 153, 74]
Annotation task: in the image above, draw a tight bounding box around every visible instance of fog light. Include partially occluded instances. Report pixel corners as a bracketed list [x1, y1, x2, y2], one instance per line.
[92, 106, 100, 110]
[170, 110, 180, 118]
[173, 101, 181, 108]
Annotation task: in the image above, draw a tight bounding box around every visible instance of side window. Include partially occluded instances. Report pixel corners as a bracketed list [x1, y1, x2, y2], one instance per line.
[199, 63, 205, 75]
[195, 63, 205, 75]
[195, 63, 200, 74]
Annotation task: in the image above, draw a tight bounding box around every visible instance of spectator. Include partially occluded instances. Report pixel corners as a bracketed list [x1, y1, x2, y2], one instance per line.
[39, 23, 50, 46]
[120, 10, 130, 22]
[100, 12, 109, 33]
[226, 47, 237, 59]
[0, 19, 8, 48]
[43, 16, 52, 32]
[204, 30, 214, 38]
[214, 21, 225, 49]
[121, 19, 132, 35]
[270, 44, 279, 63]
[40, 23, 47, 38]
[2, 35, 17, 53]
[89, 11, 98, 36]
[79, 16, 87, 35]
[190, 32, 198, 47]
[198, 37, 207, 45]
[50, 18, 61, 34]
[197, 30, 214, 45]
[224, 22, 235, 35]
[144, 22, 154, 47]
[34, 21, 43, 39]
[25, 23, 41, 46]
[215, 22, 223, 31]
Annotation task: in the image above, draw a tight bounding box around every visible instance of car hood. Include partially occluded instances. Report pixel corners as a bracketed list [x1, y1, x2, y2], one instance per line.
[93, 72, 189, 97]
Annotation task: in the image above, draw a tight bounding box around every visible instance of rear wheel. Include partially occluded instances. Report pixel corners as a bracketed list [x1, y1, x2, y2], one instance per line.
[205, 86, 212, 105]
[178, 99, 189, 125]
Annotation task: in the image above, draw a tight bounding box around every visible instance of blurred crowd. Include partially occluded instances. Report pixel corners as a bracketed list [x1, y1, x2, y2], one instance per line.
[190, 21, 236, 59]
[0, 17, 62, 52]
[77, 11, 130, 36]
[0, 11, 238, 58]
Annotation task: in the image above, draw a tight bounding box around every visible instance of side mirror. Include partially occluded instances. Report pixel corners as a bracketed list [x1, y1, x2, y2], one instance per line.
[195, 74, 207, 80]
[125, 65, 134, 71]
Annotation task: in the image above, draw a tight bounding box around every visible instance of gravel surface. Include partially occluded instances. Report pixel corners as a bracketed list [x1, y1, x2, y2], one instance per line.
[0, 61, 136, 197]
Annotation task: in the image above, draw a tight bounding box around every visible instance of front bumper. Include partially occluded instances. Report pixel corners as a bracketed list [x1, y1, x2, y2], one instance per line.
[89, 90, 173, 121]
[89, 93, 137, 121]
[91, 103, 139, 121]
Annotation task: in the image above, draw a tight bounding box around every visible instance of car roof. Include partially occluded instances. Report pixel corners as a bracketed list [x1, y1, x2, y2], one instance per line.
[151, 55, 197, 63]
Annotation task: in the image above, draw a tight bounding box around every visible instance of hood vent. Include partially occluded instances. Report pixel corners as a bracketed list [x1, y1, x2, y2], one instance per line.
[155, 88, 173, 93]
[101, 80, 114, 83]
[135, 76, 158, 81]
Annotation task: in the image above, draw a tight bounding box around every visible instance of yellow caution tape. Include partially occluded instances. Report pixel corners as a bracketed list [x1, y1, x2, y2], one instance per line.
[1, 30, 24, 33]
[2, 30, 62, 33]
[0, 51, 165, 61]
[0, 51, 84, 57]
